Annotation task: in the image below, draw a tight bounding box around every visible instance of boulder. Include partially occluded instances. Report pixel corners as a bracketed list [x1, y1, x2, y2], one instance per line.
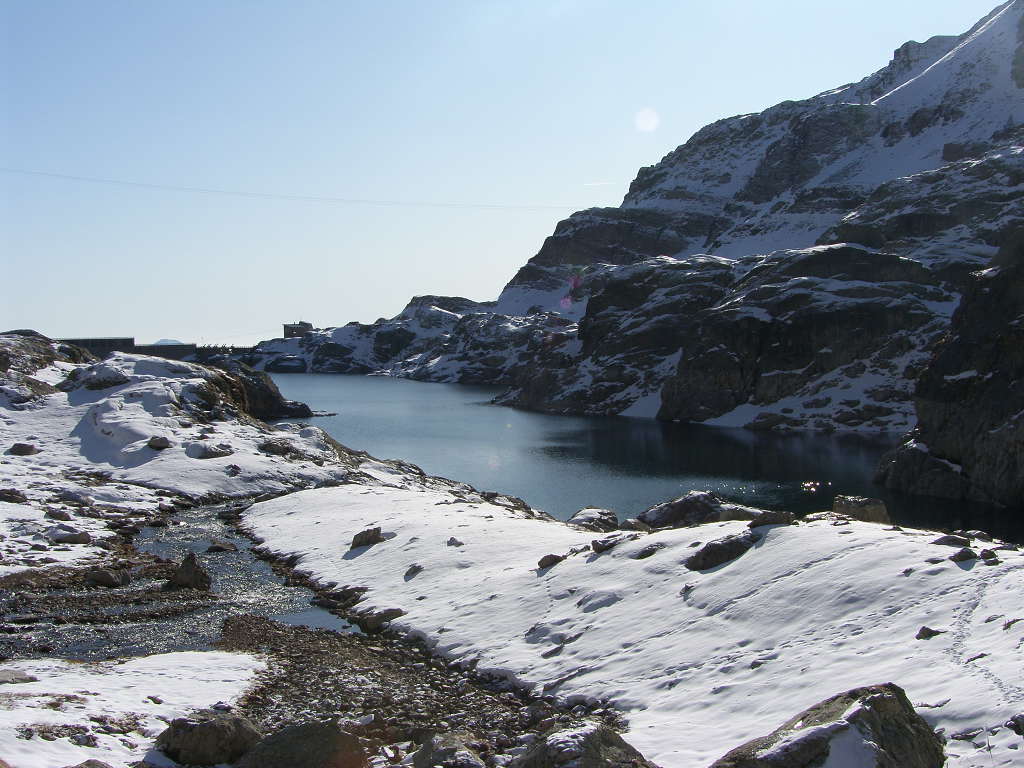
[639, 490, 761, 529]
[44, 508, 72, 521]
[351, 527, 384, 549]
[949, 547, 978, 563]
[748, 510, 794, 528]
[0, 488, 28, 503]
[236, 720, 367, 768]
[147, 435, 172, 450]
[156, 712, 261, 766]
[591, 533, 636, 554]
[8, 442, 39, 456]
[832, 496, 891, 524]
[510, 723, 658, 768]
[188, 441, 235, 459]
[58, 488, 93, 506]
[684, 531, 761, 571]
[916, 626, 946, 640]
[708, 683, 945, 767]
[165, 551, 212, 590]
[0, 669, 39, 684]
[566, 507, 619, 532]
[538, 553, 565, 569]
[355, 607, 406, 632]
[413, 733, 486, 768]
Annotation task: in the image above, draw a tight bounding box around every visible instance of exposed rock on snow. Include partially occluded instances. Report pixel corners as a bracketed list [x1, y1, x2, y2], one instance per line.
[510, 723, 657, 768]
[683, 530, 762, 571]
[566, 507, 619, 533]
[832, 495, 891, 524]
[708, 683, 945, 768]
[638, 490, 763, 528]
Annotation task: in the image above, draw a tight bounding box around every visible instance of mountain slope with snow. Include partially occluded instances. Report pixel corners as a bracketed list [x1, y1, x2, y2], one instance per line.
[241, 1, 1024, 435]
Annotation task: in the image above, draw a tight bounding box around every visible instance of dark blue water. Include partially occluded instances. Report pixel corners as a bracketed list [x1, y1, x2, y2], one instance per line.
[271, 374, 1023, 541]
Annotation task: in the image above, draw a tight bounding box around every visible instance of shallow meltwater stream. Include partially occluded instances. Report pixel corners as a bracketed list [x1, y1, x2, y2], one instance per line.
[2, 504, 357, 662]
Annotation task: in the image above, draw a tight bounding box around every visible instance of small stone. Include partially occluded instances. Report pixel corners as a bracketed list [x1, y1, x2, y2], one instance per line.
[447, 537, 465, 547]
[916, 625, 946, 640]
[404, 564, 424, 580]
[0, 488, 28, 503]
[206, 539, 237, 553]
[8, 443, 40, 456]
[631, 543, 666, 560]
[44, 509, 72, 521]
[45, 524, 92, 544]
[147, 435, 172, 450]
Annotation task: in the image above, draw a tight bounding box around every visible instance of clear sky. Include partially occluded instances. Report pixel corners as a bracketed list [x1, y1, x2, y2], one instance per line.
[1, 0, 1005, 345]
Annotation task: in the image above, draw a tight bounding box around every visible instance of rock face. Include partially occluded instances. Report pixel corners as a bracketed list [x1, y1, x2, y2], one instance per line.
[155, 712, 262, 766]
[709, 683, 945, 768]
[235, 4, 1024, 436]
[878, 244, 1024, 507]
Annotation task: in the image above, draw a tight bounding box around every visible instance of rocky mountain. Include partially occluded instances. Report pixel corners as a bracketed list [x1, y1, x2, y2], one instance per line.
[240, 0, 1024, 436]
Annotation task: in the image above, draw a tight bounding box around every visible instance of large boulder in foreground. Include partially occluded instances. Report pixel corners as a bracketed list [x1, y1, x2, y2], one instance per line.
[878, 248, 1024, 507]
[510, 723, 658, 768]
[155, 712, 261, 766]
[236, 720, 367, 768]
[709, 683, 944, 768]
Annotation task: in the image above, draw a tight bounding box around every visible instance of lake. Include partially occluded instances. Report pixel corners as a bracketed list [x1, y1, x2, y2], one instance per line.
[271, 374, 1024, 541]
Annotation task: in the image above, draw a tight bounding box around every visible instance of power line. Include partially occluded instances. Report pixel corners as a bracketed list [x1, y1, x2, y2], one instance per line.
[0, 167, 584, 212]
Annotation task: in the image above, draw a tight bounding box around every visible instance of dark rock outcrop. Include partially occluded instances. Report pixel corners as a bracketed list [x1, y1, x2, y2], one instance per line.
[201, 355, 313, 420]
[709, 683, 945, 767]
[878, 248, 1024, 507]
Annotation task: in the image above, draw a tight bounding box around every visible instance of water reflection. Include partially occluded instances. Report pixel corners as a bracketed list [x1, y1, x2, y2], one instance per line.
[271, 374, 1023, 542]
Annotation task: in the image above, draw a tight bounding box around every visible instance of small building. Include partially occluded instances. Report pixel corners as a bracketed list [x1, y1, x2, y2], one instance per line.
[283, 321, 313, 339]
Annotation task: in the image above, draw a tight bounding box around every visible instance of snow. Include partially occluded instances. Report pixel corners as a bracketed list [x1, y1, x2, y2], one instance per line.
[244, 484, 1024, 768]
[0, 500, 115, 576]
[0, 651, 264, 768]
[0, 353, 352, 506]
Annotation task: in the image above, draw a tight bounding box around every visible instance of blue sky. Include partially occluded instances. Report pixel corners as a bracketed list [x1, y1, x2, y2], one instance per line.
[1, 0, 1004, 344]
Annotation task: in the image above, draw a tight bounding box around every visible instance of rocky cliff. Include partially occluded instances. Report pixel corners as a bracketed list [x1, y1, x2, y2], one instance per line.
[878, 231, 1024, 507]
[241, 1, 1024, 435]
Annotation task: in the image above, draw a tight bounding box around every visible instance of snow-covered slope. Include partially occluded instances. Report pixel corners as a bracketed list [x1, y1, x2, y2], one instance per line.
[241, 1, 1024, 434]
[244, 484, 1024, 768]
